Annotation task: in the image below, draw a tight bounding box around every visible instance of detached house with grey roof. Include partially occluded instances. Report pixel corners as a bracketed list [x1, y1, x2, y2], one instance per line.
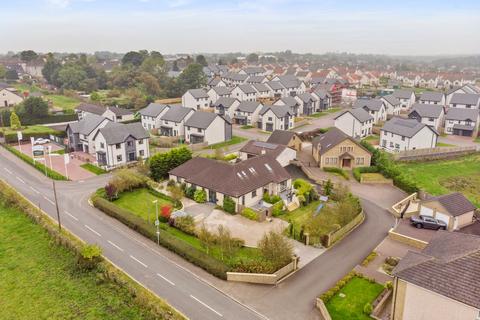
[239, 66, 266, 77]
[212, 97, 240, 118]
[158, 105, 195, 137]
[294, 92, 317, 116]
[353, 98, 387, 124]
[419, 91, 445, 106]
[233, 101, 263, 126]
[265, 81, 286, 98]
[380, 117, 438, 152]
[408, 103, 445, 131]
[75, 103, 134, 122]
[246, 75, 268, 84]
[445, 84, 480, 105]
[66, 114, 111, 154]
[448, 93, 480, 110]
[334, 108, 374, 139]
[381, 94, 402, 116]
[207, 86, 231, 104]
[251, 83, 270, 99]
[181, 89, 210, 110]
[274, 96, 301, 117]
[184, 111, 232, 145]
[392, 89, 416, 110]
[139, 103, 170, 130]
[444, 108, 479, 137]
[93, 122, 150, 170]
[312, 88, 332, 111]
[258, 105, 294, 132]
[230, 84, 257, 102]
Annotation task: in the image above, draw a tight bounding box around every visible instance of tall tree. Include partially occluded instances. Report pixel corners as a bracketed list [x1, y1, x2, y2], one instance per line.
[195, 55, 208, 66]
[42, 54, 61, 83]
[246, 53, 259, 63]
[20, 50, 38, 62]
[56, 64, 87, 89]
[5, 69, 19, 81]
[10, 111, 21, 129]
[122, 51, 145, 67]
[17, 97, 49, 119]
[176, 63, 207, 93]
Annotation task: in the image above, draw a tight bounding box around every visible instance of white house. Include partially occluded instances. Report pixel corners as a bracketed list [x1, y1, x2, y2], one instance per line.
[312, 88, 332, 111]
[207, 77, 227, 88]
[239, 66, 266, 77]
[139, 103, 170, 130]
[221, 72, 248, 87]
[182, 89, 210, 110]
[239, 140, 296, 167]
[274, 76, 306, 97]
[444, 108, 479, 137]
[408, 103, 445, 131]
[0, 86, 23, 107]
[274, 96, 301, 117]
[353, 98, 387, 124]
[392, 89, 416, 110]
[448, 93, 480, 109]
[381, 94, 402, 116]
[265, 81, 286, 98]
[230, 84, 257, 102]
[258, 105, 294, 132]
[75, 103, 134, 122]
[380, 117, 438, 152]
[246, 75, 268, 84]
[212, 97, 240, 118]
[419, 92, 445, 106]
[334, 108, 374, 139]
[184, 111, 232, 145]
[295, 92, 317, 116]
[445, 84, 480, 104]
[207, 86, 231, 104]
[93, 122, 150, 170]
[158, 105, 195, 137]
[251, 83, 271, 99]
[233, 101, 263, 126]
[66, 114, 111, 154]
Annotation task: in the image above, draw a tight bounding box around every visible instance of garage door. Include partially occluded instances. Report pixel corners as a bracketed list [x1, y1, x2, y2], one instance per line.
[435, 212, 450, 226]
[420, 206, 434, 217]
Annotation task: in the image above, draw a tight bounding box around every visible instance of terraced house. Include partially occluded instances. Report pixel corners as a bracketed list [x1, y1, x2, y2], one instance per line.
[334, 108, 374, 139]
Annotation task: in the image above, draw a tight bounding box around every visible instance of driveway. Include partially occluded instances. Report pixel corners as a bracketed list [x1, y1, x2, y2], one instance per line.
[438, 134, 480, 148]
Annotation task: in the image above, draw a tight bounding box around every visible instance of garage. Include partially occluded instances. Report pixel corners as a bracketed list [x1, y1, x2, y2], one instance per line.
[452, 124, 474, 137]
[420, 206, 434, 217]
[435, 212, 450, 227]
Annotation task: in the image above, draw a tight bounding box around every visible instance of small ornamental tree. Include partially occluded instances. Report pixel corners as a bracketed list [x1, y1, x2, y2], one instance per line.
[104, 183, 118, 200]
[197, 224, 216, 254]
[323, 179, 333, 196]
[223, 196, 236, 214]
[10, 111, 21, 130]
[160, 204, 172, 220]
[194, 189, 206, 203]
[77, 244, 102, 271]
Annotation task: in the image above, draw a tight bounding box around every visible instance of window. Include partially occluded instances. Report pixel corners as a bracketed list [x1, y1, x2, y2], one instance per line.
[390, 142, 394, 148]
[466, 105, 471, 109]
[139, 150, 144, 156]
[138, 139, 143, 145]
[197, 128, 202, 133]
[325, 158, 330, 165]
[401, 136, 405, 141]
[116, 155, 122, 162]
[100, 142, 104, 148]
[252, 190, 257, 197]
[268, 117, 273, 121]
[428, 117, 434, 121]
[127, 141, 133, 147]
[395, 144, 400, 149]
[115, 143, 121, 149]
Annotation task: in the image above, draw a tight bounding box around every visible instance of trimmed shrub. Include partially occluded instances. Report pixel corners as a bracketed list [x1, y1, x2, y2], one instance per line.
[323, 167, 349, 180]
[193, 189, 206, 203]
[271, 201, 285, 217]
[263, 192, 282, 204]
[241, 207, 259, 221]
[231, 259, 277, 274]
[223, 196, 236, 214]
[319, 271, 358, 302]
[91, 195, 229, 279]
[352, 166, 379, 182]
[174, 215, 195, 235]
[77, 244, 103, 271]
[363, 302, 373, 315]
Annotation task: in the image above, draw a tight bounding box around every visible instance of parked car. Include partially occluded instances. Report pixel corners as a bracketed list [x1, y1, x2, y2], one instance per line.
[33, 138, 50, 145]
[410, 215, 447, 230]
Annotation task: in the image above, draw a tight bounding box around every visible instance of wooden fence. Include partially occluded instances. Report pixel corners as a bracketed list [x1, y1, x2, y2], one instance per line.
[394, 146, 478, 161]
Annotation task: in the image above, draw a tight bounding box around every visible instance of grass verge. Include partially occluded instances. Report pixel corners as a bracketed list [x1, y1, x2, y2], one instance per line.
[81, 163, 107, 175]
[203, 135, 247, 150]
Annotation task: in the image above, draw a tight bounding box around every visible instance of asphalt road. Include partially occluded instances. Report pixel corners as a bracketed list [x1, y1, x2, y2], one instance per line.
[0, 147, 265, 320]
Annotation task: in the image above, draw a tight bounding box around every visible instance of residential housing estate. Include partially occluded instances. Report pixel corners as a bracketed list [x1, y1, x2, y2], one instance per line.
[380, 117, 438, 152]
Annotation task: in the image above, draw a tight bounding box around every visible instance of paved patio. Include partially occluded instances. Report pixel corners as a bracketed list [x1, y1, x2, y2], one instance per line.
[392, 219, 437, 243]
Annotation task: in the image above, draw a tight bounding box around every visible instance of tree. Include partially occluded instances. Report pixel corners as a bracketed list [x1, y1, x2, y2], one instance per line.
[193, 189, 207, 203]
[160, 204, 172, 220]
[324, 179, 333, 196]
[56, 64, 87, 89]
[149, 146, 192, 180]
[9, 111, 21, 129]
[17, 97, 49, 119]
[20, 50, 38, 62]
[197, 225, 215, 254]
[223, 196, 236, 214]
[258, 231, 293, 269]
[230, 57, 238, 64]
[136, 72, 162, 96]
[122, 51, 146, 67]
[175, 63, 207, 93]
[104, 183, 118, 200]
[77, 244, 102, 271]
[0, 64, 6, 79]
[167, 184, 184, 206]
[42, 54, 61, 84]
[216, 225, 241, 261]
[5, 69, 18, 81]
[90, 91, 100, 101]
[195, 55, 208, 66]
[246, 53, 259, 64]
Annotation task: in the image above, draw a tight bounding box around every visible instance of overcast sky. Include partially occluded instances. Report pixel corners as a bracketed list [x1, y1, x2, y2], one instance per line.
[1, 0, 479, 55]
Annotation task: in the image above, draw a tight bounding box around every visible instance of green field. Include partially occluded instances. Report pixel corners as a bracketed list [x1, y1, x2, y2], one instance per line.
[45, 94, 82, 111]
[1, 125, 60, 136]
[203, 135, 247, 150]
[398, 154, 480, 206]
[81, 163, 107, 175]
[326, 277, 384, 320]
[436, 142, 455, 147]
[0, 204, 160, 320]
[13, 83, 41, 93]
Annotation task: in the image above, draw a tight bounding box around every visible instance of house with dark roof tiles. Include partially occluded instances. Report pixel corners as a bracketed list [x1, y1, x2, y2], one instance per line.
[181, 89, 210, 110]
[334, 108, 374, 139]
[380, 117, 438, 152]
[184, 111, 232, 145]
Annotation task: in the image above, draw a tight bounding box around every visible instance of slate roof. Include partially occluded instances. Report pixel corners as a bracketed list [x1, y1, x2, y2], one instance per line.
[419, 91, 444, 102]
[313, 88, 330, 99]
[296, 92, 315, 103]
[76, 103, 105, 115]
[213, 97, 238, 108]
[108, 106, 133, 116]
[67, 114, 108, 136]
[393, 89, 414, 100]
[184, 111, 218, 129]
[423, 193, 476, 217]
[247, 76, 266, 84]
[186, 88, 209, 99]
[242, 66, 265, 75]
[160, 105, 193, 122]
[393, 231, 480, 309]
[237, 101, 262, 113]
[210, 86, 231, 96]
[277, 96, 298, 107]
[239, 140, 286, 158]
[382, 94, 400, 106]
[445, 108, 479, 121]
[449, 93, 480, 105]
[169, 154, 291, 197]
[138, 103, 169, 117]
[260, 105, 291, 118]
[381, 117, 438, 138]
[208, 78, 221, 86]
[252, 83, 269, 93]
[266, 130, 296, 145]
[335, 108, 373, 123]
[236, 84, 257, 94]
[225, 72, 248, 82]
[409, 103, 444, 118]
[97, 122, 149, 145]
[312, 127, 369, 155]
[353, 98, 384, 111]
[265, 81, 285, 91]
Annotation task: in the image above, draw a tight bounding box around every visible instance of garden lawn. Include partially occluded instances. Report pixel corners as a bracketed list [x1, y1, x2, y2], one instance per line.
[326, 277, 384, 320]
[203, 136, 247, 150]
[361, 134, 379, 144]
[46, 94, 82, 111]
[1, 125, 61, 136]
[112, 188, 261, 266]
[397, 154, 480, 207]
[81, 163, 107, 175]
[309, 107, 341, 118]
[361, 173, 390, 183]
[436, 142, 455, 147]
[0, 204, 162, 320]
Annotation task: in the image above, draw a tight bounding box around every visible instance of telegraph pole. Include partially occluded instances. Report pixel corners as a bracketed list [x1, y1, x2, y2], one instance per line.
[52, 180, 62, 231]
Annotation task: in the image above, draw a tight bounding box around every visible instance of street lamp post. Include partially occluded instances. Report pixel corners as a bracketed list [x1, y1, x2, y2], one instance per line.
[153, 200, 159, 245]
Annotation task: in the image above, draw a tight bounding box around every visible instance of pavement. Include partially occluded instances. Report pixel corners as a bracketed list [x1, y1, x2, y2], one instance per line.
[0, 143, 397, 320]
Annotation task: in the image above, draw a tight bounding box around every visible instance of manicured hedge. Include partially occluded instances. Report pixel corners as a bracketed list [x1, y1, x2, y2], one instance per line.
[120, 118, 141, 124]
[241, 207, 259, 221]
[3, 129, 66, 144]
[2, 144, 68, 180]
[223, 196, 236, 214]
[352, 166, 379, 182]
[22, 114, 78, 125]
[92, 195, 229, 279]
[323, 167, 350, 180]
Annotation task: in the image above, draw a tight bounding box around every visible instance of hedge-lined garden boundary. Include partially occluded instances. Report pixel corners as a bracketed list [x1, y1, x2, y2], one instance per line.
[0, 179, 185, 320]
[91, 195, 229, 279]
[1, 128, 66, 144]
[1, 144, 68, 180]
[352, 166, 379, 182]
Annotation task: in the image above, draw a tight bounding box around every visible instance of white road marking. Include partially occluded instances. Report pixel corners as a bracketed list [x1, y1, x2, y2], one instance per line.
[107, 240, 124, 252]
[29, 186, 40, 194]
[43, 196, 55, 205]
[190, 295, 223, 317]
[84, 224, 101, 237]
[16, 177, 25, 184]
[129, 255, 148, 268]
[156, 273, 175, 286]
[64, 211, 79, 221]
[4, 167, 12, 174]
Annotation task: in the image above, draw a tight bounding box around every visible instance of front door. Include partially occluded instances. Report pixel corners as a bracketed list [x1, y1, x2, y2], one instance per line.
[208, 190, 216, 203]
[342, 158, 351, 168]
[128, 152, 136, 162]
[266, 123, 274, 132]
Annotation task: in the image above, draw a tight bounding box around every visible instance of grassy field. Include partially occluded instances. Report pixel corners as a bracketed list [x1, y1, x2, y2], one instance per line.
[0, 204, 161, 320]
[81, 163, 107, 175]
[112, 188, 261, 265]
[326, 277, 384, 320]
[45, 94, 82, 111]
[398, 154, 480, 206]
[204, 135, 247, 150]
[1, 125, 61, 136]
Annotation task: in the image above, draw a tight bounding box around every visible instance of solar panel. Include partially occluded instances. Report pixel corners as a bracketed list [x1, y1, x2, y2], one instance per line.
[253, 141, 278, 150]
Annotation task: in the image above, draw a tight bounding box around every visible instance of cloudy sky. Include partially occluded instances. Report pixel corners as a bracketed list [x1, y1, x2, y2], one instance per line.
[1, 0, 479, 55]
